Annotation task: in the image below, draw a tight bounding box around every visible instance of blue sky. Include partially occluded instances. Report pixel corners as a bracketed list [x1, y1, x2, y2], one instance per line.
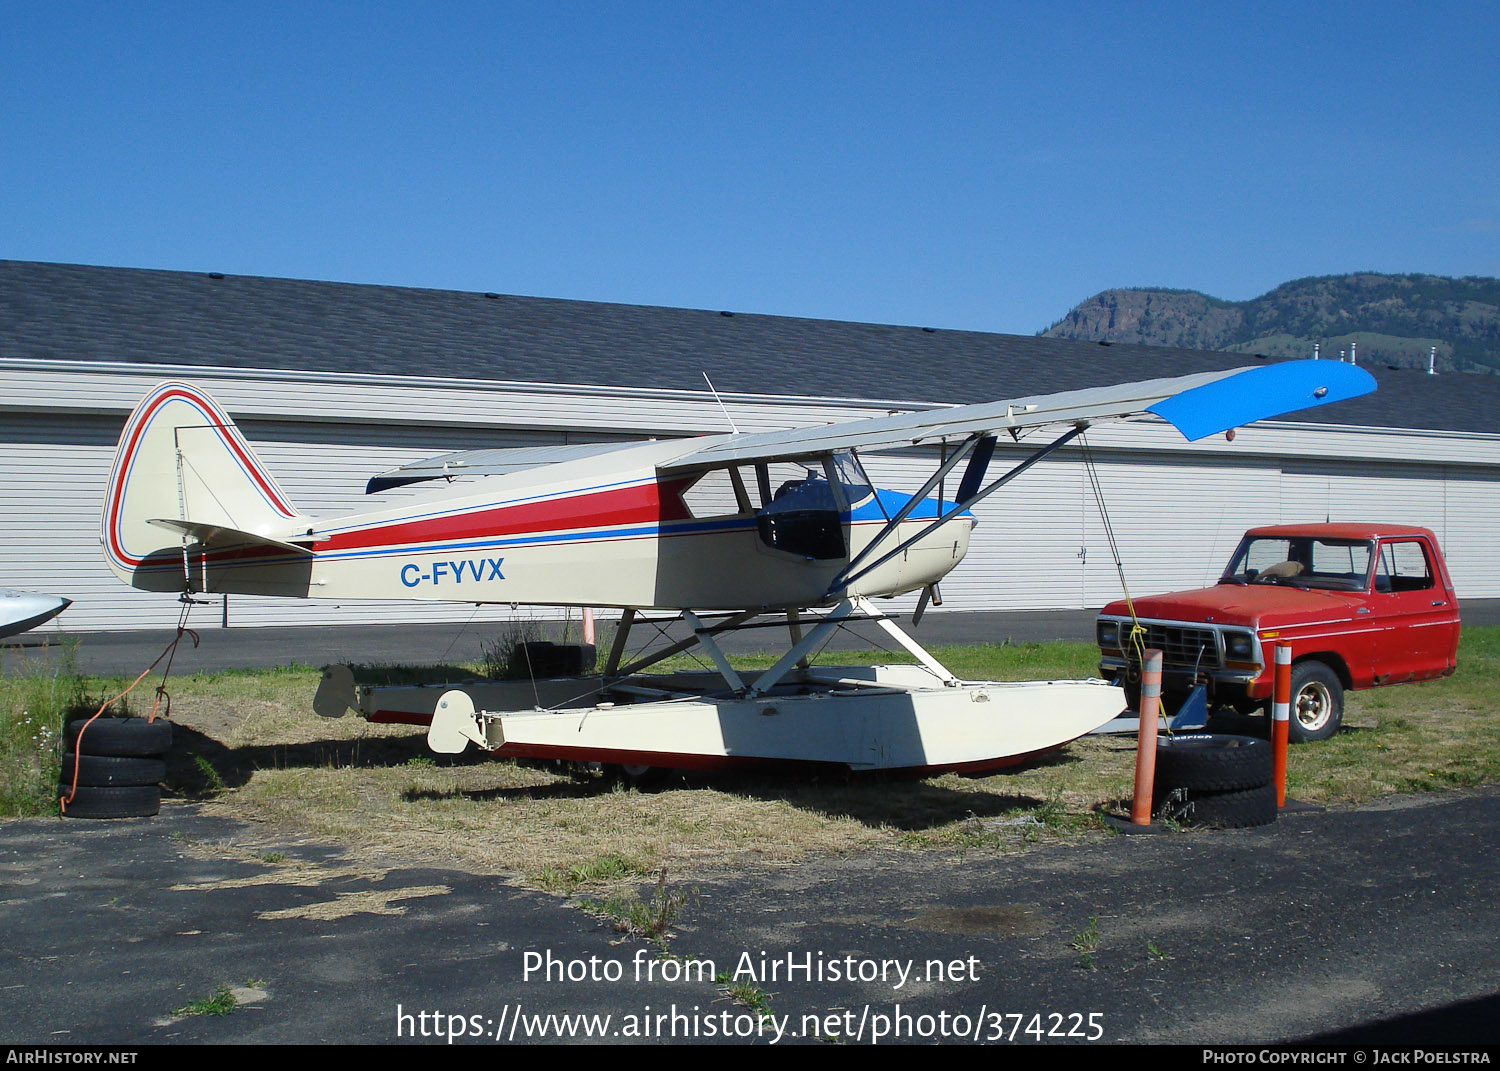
[4, 2, 1496, 335]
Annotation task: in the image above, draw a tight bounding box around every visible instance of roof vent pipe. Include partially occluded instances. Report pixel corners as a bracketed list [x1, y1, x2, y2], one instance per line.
[1429, 346, 1437, 375]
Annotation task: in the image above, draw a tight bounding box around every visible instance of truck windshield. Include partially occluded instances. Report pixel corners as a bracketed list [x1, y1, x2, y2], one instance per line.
[1222, 536, 1374, 591]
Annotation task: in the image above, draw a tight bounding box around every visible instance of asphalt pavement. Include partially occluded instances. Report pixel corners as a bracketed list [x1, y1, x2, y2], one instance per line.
[3, 788, 1499, 1045]
[4, 603, 1500, 1047]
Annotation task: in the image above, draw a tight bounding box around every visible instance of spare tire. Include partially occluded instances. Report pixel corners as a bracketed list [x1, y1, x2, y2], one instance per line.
[60, 753, 166, 788]
[59, 784, 162, 819]
[1155, 733, 1272, 792]
[1160, 782, 1278, 829]
[65, 717, 173, 758]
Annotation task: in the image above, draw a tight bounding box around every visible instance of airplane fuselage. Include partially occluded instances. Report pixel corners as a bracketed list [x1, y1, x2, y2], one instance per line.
[108, 427, 973, 610]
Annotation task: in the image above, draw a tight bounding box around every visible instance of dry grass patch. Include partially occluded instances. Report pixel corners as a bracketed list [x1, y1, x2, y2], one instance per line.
[31, 628, 1496, 887]
[222, 756, 890, 880]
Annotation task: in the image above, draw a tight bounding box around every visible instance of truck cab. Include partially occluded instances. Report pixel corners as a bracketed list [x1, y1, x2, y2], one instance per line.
[1096, 524, 1460, 741]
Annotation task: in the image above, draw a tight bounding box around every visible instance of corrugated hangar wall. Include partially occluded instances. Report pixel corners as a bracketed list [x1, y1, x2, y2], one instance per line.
[5, 359, 1500, 634]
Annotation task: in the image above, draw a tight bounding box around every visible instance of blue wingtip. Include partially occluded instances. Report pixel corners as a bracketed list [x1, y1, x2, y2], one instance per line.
[1147, 360, 1377, 441]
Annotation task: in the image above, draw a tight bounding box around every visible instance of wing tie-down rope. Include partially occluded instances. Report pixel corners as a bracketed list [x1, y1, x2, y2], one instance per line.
[1078, 432, 1153, 695]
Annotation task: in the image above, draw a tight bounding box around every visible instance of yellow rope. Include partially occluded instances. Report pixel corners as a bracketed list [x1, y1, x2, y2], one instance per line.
[1079, 431, 1164, 719]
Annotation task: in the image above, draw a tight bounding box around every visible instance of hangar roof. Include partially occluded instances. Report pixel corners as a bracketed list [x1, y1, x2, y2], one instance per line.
[3, 259, 1496, 434]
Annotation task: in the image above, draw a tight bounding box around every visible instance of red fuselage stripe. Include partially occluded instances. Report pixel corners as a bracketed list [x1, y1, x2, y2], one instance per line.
[317, 479, 694, 553]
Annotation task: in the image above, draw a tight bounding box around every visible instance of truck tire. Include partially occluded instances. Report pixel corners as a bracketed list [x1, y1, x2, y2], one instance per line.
[1155, 734, 1272, 792]
[65, 717, 173, 758]
[60, 753, 166, 787]
[1288, 661, 1343, 743]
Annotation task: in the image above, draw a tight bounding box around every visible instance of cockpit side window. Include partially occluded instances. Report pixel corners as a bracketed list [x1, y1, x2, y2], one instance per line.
[680, 466, 753, 519]
[755, 457, 848, 560]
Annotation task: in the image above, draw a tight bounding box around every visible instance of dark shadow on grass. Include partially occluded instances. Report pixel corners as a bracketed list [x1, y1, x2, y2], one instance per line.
[397, 764, 1055, 830]
[400, 779, 621, 804]
[161, 723, 493, 796]
[667, 764, 1057, 832]
[342, 664, 498, 687]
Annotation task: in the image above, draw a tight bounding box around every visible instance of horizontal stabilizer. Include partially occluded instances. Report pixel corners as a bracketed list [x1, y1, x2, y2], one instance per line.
[1147, 360, 1376, 441]
[0, 590, 72, 640]
[147, 518, 321, 556]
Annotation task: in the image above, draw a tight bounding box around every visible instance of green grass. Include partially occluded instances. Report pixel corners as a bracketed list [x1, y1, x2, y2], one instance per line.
[173, 984, 238, 1017]
[1285, 625, 1500, 802]
[536, 851, 652, 892]
[632, 638, 1100, 682]
[0, 644, 94, 816]
[1072, 916, 1101, 970]
[576, 870, 687, 953]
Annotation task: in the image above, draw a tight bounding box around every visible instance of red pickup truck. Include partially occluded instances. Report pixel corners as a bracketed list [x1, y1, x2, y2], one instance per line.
[1096, 523, 1460, 742]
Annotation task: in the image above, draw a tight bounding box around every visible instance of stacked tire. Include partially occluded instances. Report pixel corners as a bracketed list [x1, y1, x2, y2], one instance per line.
[60, 717, 173, 819]
[1153, 733, 1276, 829]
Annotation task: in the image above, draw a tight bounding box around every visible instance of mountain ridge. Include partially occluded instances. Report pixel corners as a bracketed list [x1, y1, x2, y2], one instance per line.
[1039, 272, 1500, 374]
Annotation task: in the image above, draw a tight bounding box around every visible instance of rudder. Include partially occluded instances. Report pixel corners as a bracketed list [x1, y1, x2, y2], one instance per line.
[101, 382, 309, 590]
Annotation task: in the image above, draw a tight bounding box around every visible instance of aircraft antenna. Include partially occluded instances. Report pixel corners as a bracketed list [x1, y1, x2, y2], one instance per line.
[702, 373, 740, 433]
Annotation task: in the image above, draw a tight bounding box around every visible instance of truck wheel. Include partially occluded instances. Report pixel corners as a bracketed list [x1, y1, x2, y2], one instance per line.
[1288, 661, 1343, 743]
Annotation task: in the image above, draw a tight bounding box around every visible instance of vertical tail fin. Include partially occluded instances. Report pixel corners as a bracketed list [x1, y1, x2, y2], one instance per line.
[101, 382, 311, 590]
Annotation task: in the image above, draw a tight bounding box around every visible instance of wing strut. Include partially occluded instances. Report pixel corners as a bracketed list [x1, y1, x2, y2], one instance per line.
[828, 424, 1085, 599]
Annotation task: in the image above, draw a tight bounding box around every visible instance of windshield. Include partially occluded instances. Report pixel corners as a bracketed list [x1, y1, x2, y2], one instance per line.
[829, 451, 875, 509]
[1222, 536, 1374, 592]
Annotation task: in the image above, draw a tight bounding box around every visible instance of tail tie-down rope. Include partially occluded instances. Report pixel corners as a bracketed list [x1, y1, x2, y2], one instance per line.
[60, 601, 199, 813]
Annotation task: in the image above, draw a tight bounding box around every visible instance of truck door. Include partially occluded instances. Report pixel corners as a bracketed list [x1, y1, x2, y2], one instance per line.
[1364, 538, 1459, 683]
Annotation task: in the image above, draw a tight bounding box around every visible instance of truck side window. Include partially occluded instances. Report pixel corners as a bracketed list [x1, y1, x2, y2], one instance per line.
[1375, 541, 1433, 594]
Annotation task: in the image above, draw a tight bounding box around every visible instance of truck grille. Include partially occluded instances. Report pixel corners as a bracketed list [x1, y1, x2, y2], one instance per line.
[1130, 624, 1220, 672]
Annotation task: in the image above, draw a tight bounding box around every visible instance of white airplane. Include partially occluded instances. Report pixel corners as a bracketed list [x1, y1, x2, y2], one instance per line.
[102, 360, 1375, 775]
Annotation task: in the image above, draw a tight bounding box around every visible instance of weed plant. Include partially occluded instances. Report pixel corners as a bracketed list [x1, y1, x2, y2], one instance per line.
[0, 643, 92, 816]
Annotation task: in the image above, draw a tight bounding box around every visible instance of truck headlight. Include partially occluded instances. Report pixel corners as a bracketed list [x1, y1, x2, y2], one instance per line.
[1224, 630, 1257, 661]
[1097, 620, 1120, 648]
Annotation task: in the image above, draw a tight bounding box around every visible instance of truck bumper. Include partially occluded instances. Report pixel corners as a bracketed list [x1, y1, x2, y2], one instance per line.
[1097, 656, 1267, 703]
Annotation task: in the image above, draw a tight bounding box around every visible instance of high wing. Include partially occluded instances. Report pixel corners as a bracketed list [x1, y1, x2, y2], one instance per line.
[363, 361, 1374, 491]
[657, 360, 1376, 472]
